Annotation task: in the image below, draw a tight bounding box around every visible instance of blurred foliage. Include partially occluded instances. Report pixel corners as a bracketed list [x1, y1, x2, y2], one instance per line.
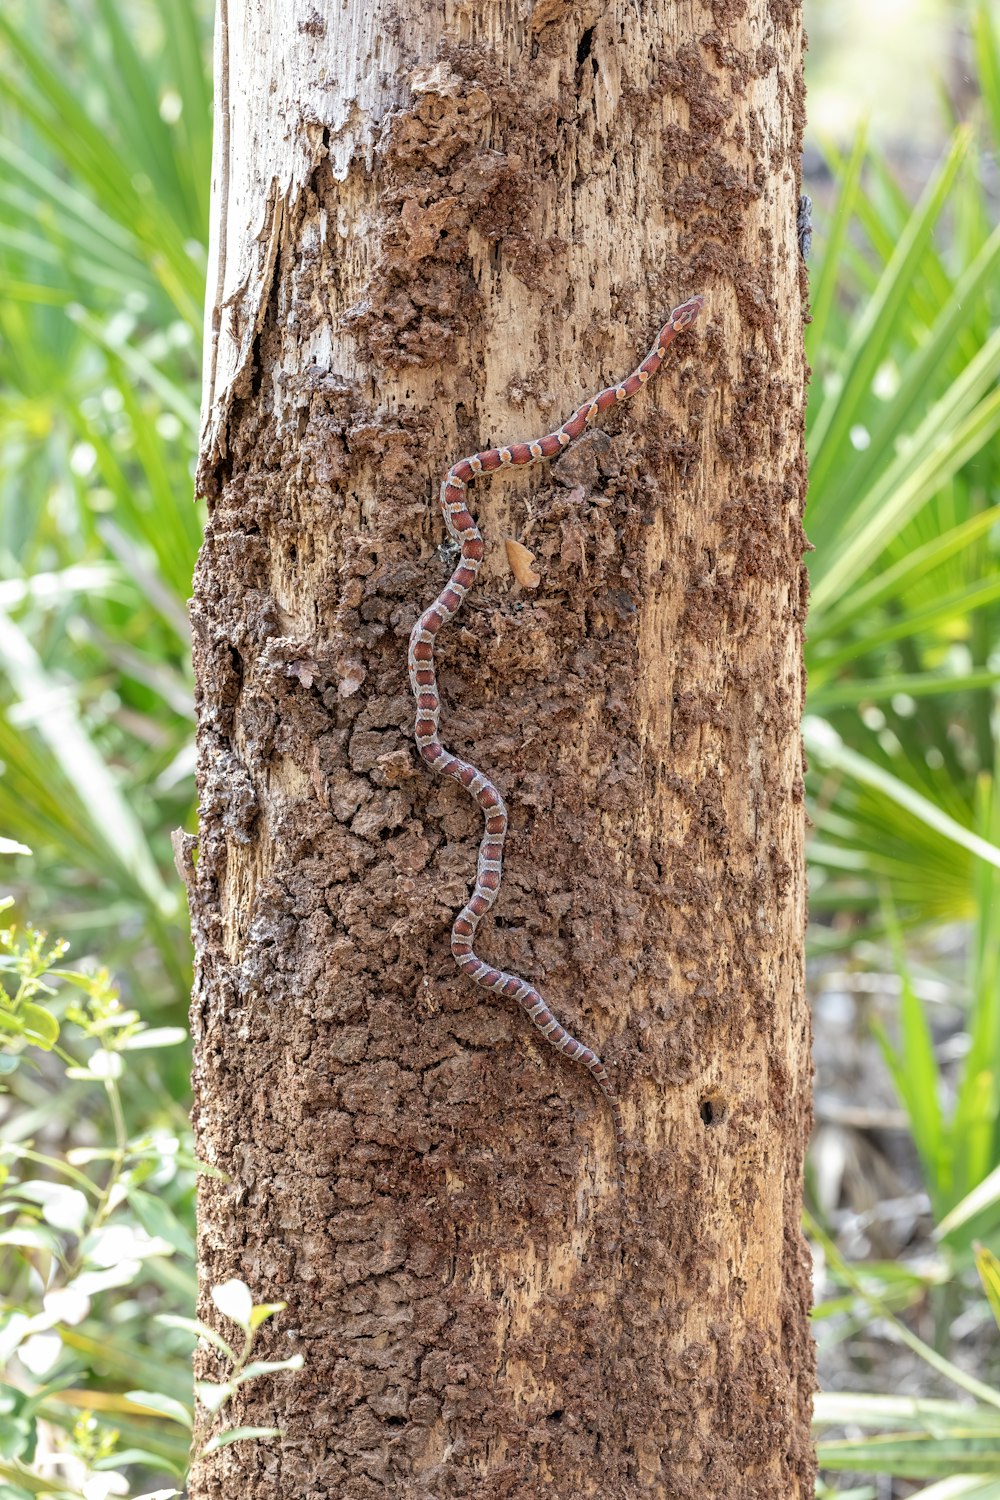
[0, 0, 210, 1007]
[0, 913, 193, 1498]
[874, 861, 1000, 1225]
[0, 2, 212, 1493]
[803, 5, 1000, 1492]
[812, 1218, 1000, 1499]
[0, 910, 299, 1499]
[804, 90, 1000, 934]
[0, 0, 997, 1496]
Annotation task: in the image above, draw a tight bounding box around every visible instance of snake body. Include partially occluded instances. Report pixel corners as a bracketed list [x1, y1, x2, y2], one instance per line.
[408, 295, 704, 1213]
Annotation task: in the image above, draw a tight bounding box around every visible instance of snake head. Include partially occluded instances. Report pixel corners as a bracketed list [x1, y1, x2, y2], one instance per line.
[669, 294, 705, 331]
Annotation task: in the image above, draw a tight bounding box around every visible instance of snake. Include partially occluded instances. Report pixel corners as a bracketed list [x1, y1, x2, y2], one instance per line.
[408, 295, 704, 1216]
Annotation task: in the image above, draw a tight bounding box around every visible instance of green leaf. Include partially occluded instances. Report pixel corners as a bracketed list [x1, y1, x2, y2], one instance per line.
[810, 220, 1000, 562]
[0, 11, 205, 317]
[808, 670, 1000, 712]
[816, 1488, 877, 1500]
[17, 1004, 58, 1050]
[812, 505, 1000, 646]
[0, 1458, 84, 1497]
[128, 1189, 194, 1259]
[0, 1416, 32, 1461]
[0, 1146, 100, 1194]
[936, 1164, 1000, 1240]
[0, 1226, 61, 1254]
[975, 2, 1000, 147]
[194, 1379, 235, 1414]
[814, 1394, 1000, 1434]
[249, 1301, 286, 1330]
[975, 1243, 1000, 1333]
[211, 1278, 253, 1331]
[58, 1326, 191, 1405]
[154, 1314, 237, 1365]
[123, 1390, 193, 1429]
[806, 1212, 1000, 1413]
[93, 1446, 178, 1470]
[231, 1354, 304, 1386]
[81, 1221, 173, 1266]
[200, 1425, 280, 1456]
[811, 371, 1000, 610]
[873, 891, 944, 1191]
[12, 1180, 87, 1236]
[67, 304, 200, 431]
[910, 1483, 1000, 1500]
[118, 1027, 188, 1050]
[805, 127, 867, 367]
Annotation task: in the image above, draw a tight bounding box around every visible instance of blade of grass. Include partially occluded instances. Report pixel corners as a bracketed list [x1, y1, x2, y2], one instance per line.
[92, 0, 192, 231]
[951, 773, 1000, 1196]
[150, 0, 212, 227]
[808, 128, 972, 498]
[817, 1434, 1000, 1478]
[815, 1395, 1000, 1433]
[803, 719, 1000, 872]
[806, 126, 868, 368]
[974, 3, 1000, 148]
[908, 1482, 1000, 1500]
[810, 573, 1000, 680]
[808, 672, 1000, 712]
[0, 15, 203, 313]
[935, 1164, 1000, 1240]
[872, 889, 945, 1198]
[807, 1210, 1000, 1412]
[810, 506, 1000, 642]
[813, 222, 1000, 550]
[0, 609, 174, 913]
[66, 305, 199, 433]
[811, 375, 1000, 610]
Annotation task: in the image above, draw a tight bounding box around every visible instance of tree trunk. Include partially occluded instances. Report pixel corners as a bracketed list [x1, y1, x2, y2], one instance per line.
[188, 1, 813, 1497]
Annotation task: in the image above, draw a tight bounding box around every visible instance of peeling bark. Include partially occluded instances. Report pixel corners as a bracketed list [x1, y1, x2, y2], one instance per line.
[188, 1, 814, 1496]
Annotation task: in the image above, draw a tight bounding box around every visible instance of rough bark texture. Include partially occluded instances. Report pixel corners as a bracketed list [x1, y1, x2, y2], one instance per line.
[187, 1, 813, 1496]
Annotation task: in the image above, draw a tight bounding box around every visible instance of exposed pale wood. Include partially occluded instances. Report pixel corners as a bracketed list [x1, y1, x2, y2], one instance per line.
[199, 0, 404, 481]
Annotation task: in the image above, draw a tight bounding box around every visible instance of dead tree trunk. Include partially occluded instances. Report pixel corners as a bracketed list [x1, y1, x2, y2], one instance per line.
[188, 1, 814, 1495]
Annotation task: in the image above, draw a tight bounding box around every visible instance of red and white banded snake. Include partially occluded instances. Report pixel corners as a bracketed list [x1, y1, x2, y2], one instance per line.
[408, 295, 704, 1216]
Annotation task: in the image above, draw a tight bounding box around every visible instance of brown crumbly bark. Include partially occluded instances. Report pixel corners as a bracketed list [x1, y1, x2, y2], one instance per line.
[187, 2, 814, 1496]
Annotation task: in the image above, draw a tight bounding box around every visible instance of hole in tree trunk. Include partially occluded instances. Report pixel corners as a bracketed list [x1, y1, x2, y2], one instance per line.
[699, 1094, 727, 1126]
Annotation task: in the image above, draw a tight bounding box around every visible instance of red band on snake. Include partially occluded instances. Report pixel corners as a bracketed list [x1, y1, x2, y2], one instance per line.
[408, 295, 704, 1217]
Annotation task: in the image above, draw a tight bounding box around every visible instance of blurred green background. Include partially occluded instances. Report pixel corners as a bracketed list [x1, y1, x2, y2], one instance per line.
[0, 1, 998, 1496]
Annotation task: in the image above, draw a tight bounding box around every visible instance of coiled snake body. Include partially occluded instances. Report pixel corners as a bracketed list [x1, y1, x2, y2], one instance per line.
[408, 296, 704, 1214]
